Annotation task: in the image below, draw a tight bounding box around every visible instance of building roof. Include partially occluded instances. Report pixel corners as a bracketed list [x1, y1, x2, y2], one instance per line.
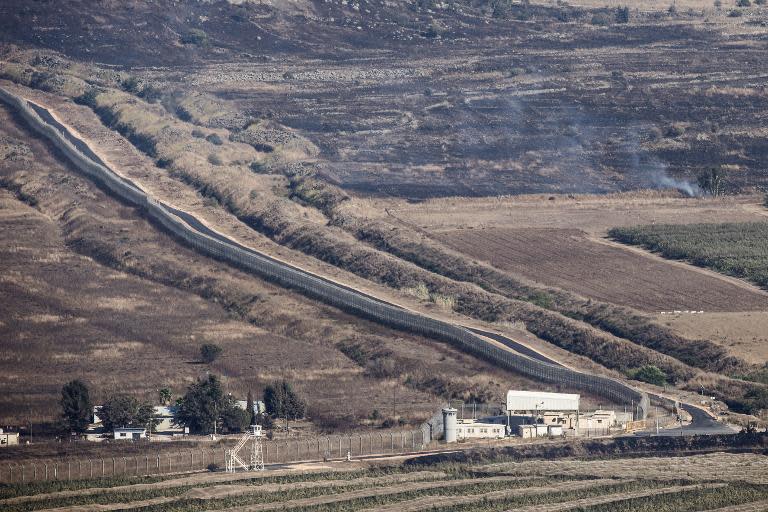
[113, 427, 147, 432]
[506, 390, 580, 411]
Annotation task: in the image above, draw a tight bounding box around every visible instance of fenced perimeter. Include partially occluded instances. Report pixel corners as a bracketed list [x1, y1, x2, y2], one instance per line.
[0, 430, 427, 484]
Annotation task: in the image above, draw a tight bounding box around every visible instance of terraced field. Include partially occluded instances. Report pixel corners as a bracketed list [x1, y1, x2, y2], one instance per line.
[2, 452, 767, 512]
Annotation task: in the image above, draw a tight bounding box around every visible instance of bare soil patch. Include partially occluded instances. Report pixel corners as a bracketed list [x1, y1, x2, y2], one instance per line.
[435, 227, 768, 313]
[657, 311, 768, 365]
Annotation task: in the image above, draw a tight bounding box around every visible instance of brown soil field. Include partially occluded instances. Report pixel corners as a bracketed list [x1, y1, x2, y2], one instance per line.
[657, 311, 768, 365]
[435, 227, 768, 313]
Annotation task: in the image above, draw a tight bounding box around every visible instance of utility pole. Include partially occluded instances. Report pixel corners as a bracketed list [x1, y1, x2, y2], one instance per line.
[655, 405, 659, 435]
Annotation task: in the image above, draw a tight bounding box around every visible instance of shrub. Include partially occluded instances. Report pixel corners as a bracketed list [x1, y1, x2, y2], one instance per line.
[120, 76, 140, 94]
[74, 87, 100, 108]
[728, 8, 743, 15]
[191, 129, 205, 138]
[207, 153, 223, 166]
[207, 463, 219, 472]
[615, 6, 630, 23]
[737, 0, 751, 6]
[590, 13, 611, 25]
[181, 28, 209, 47]
[664, 123, 685, 138]
[629, 365, 667, 386]
[205, 133, 223, 145]
[200, 343, 222, 363]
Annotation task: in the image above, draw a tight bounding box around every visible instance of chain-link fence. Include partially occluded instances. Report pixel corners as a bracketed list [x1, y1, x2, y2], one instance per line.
[0, 429, 427, 484]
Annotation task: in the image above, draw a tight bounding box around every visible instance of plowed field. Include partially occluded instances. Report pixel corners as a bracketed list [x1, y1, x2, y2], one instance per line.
[436, 227, 768, 313]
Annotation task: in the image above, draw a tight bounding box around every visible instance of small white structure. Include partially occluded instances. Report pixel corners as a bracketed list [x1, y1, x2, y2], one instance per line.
[456, 419, 505, 440]
[236, 400, 266, 416]
[548, 425, 563, 437]
[113, 427, 147, 440]
[506, 390, 580, 413]
[0, 429, 19, 447]
[580, 410, 617, 429]
[518, 424, 555, 438]
[443, 408, 458, 443]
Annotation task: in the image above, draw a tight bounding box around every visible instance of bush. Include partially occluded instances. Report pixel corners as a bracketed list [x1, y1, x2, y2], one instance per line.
[205, 133, 223, 146]
[181, 28, 209, 46]
[207, 154, 223, 166]
[615, 6, 630, 23]
[120, 76, 140, 94]
[191, 129, 205, 138]
[737, 0, 751, 6]
[728, 8, 743, 15]
[590, 13, 611, 25]
[664, 123, 685, 138]
[207, 463, 219, 472]
[629, 365, 667, 386]
[200, 343, 222, 364]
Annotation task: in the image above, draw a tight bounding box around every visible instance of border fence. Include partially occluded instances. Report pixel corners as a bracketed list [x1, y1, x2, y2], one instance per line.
[0, 429, 427, 484]
[0, 85, 648, 431]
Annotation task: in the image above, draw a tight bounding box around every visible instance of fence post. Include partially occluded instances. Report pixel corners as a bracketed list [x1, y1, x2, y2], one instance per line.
[68, 461, 71, 481]
[379, 433, 384, 453]
[54, 463, 58, 480]
[156, 454, 160, 472]
[34, 464, 37, 482]
[45, 462, 49, 481]
[21, 464, 25, 483]
[390, 433, 394, 452]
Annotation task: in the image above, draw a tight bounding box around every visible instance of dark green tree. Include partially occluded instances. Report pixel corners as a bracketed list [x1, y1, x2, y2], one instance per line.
[60, 380, 92, 434]
[263, 380, 306, 430]
[200, 343, 223, 364]
[173, 375, 243, 434]
[100, 394, 155, 431]
[630, 365, 667, 386]
[245, 389, 255, 426]
[159, 388, 172, 406]
[220, 406, 250, 433]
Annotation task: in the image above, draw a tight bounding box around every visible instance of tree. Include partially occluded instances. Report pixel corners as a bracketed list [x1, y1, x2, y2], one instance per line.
[173, 374, 243, 434]
[99, 394, 155, 432]
[263, 380, 306, 430]
[245, 389, 255, 426]
[220, 406, 250, 433]
[200, 343, 223, 364]
[697, 167, 727, 196]
[159, 388, 172, 406]
[630, 365, 667, 386]
[615, 6, 630, 23]
[60, 380, 92, 434]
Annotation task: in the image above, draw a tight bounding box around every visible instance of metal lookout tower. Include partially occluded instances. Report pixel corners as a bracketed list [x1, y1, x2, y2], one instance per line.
[225, 424, 264, 473]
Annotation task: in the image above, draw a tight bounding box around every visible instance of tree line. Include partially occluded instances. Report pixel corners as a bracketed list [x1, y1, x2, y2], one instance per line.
[60, 375, 306, 437]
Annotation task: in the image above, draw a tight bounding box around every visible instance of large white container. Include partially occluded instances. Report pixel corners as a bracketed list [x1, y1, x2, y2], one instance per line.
[506, 390, 580, 412]
[443, 408, 458, 443]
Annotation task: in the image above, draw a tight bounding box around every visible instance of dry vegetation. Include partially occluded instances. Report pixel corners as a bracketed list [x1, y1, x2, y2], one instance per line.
[1, 0, 768, 431]
[0, 102, 557, 428]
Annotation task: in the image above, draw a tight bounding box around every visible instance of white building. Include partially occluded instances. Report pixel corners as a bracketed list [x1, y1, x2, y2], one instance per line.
[0, 429, 19, 447]
[456, 419, 505, 440]
[506, 390, 580, 413]
[580, 410, 617, 429]
[113, 427, 147, 440]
